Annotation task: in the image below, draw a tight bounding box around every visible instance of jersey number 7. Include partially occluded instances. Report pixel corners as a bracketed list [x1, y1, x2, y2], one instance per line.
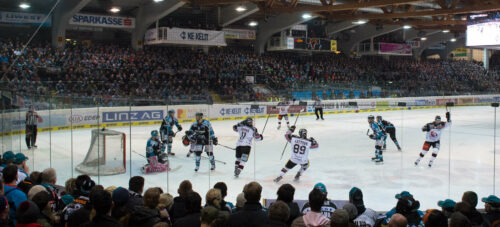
[293, 144, 306, 154]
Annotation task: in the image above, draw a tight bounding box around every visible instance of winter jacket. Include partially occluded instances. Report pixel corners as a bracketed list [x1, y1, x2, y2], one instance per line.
[4, 184, 28, 222]
[170, 196, 187, 223]
[129, 206, 162, 227]
[126, 190, 142, 212]
[262, 219, 288, 227]
[483, 211, 500, 227]
[173, 212, 201, 227]
[228, 202, 268, 227]
[81, 214, 123, 227]
[292, 211, 330, 227]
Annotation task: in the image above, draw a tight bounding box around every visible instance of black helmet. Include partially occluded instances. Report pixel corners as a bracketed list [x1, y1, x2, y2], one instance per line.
[299, 129, 307, 138]
[245, 117, 253, 126]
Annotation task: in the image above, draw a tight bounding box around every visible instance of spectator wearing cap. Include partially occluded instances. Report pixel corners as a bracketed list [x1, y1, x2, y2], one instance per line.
[482, 195, 500, 226]
[423, 209, 448, 227]
[292, 188, 330, 227]
[170, 180, 192, 223]
[130, 187, 167, 227]
[438, 199, 456, 217]
[383, 191, 424, 225]
[214, 182, 234, 213]
[229, 181, 268, 227]
[62, 174, 95, 223]
[0, 151, 15, 171]
[275, 183, 301, 226]
[173, 191, 202, 227]
[330, 209, 349, 227]
[348, 187, 377, 227]
[0, 195, 9, 226]
[16, 200, 42, 227]
[461, 191, 483, 226]
[111, 187, 131, 226]
[301, 183, 336, 219]
[388, 213, 407, 227]
[395, 198, 422, 227]
[127, 176, 144, 212]
[342, 203, 357, 227]
[3, 165, 27, 223]
[13, 153, 29, 183]
[39, 168, 59, 214]
[263, 200, 290, 227]
[82, 189, 123, 227]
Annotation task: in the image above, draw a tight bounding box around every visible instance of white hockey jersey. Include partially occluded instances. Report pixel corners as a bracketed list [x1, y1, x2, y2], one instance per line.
[423, 121, 451, 142]
[277, 102, 289, 115]
[233, 124, 262, 147]
[285, 130, 318, 164]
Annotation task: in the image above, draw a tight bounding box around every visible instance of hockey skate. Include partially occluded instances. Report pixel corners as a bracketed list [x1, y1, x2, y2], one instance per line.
[428, 160, 434, 167]
[294, 172, 301, 181]
[211, 165, 216, 171]
[414, 160, 420, 166]
[397, 145, 402, 151]
[234, 168, 241, 177]
[186, 151, 192, 157]
[374, 157, 384, 164]
[273, 176, 283, 183]
[168, 152, 175, 156]
[195, 166, 199, 172]
[371, 156, 378, 161]
[382, 145, 387, 150]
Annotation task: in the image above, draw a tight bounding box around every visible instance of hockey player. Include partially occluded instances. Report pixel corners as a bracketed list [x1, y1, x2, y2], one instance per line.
[143, 130, 169, 173]
[185, 112, 218, 171]
[415, 112, 451, 167]
[233, 117, 263, 177]
[368, 115, 386, 163]
[160, 109, 182, 156]
[274, 126, 318, 182]
[276, 98, 290, 129]
[376, 116, 402, 151]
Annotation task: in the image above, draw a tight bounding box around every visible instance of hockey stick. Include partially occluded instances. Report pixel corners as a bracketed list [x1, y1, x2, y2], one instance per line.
[366, 129, 370, 135]
[132, 150, 146, 158]
[260, 114, 271, 135]
[280, 109, 304, 160]
[218, 144, 236, 151]
[200, 155, 227, 165]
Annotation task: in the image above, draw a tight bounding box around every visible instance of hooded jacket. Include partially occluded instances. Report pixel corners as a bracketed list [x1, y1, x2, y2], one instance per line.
[129, 206, 162, 227]
[292, 211, 330, 227]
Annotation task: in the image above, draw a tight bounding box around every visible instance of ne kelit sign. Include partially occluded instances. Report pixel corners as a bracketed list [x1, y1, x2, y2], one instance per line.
[70, 13, 135, 28]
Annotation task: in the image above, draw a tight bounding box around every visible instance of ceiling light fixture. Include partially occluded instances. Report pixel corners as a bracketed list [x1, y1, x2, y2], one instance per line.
[19, 3, 30, 9]
[153, 0, 164, 2]
[421, 37, 427, 41]
[236, 6, 247, 12]
[443, 29, 450, 33]
[403, 25, 411, 29]
[109, 7, 120, 13]
[353, 19, 368, 25]
[302, 13, 312, 19]
[249, 21, 258, 27]
[450, 38, 456, 42]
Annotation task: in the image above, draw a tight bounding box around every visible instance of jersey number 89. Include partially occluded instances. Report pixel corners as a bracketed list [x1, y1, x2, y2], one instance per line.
[293, 144, 306, 154]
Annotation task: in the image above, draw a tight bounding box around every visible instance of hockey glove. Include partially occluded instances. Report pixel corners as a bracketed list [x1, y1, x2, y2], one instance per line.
[289, 125, 296, 133]
[422, 125, 430, 132]
[446, 112, 450, 122]
[369, 134, 376, 140]
[212, 137, 218, 145]
[186, 130, 193, 136]
[178, 126, 183, 131]
[255, 134, 263, 140]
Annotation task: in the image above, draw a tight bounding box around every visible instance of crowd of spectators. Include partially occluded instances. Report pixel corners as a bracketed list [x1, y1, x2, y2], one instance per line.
[0, 37, 498, 105]
[0, 153, 499, 227]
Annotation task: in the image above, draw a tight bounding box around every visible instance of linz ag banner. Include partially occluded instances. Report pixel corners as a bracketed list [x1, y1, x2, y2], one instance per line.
[102, 110, 163, 123]
[266, 105, 306, 115]
[0, 11, 51, 26]
[166, 27, 227, 46]
[70, 13, 135, 28]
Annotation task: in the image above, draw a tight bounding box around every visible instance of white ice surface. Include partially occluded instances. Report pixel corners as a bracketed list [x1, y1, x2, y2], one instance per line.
[3, 105, 499, 211]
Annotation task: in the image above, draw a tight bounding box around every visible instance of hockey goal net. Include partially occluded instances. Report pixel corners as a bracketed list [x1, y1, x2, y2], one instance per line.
[76, 129, 126, 176]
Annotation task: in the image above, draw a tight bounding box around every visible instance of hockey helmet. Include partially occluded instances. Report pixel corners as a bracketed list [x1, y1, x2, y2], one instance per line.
[195, 112, 204, 117]
[151, 130, 159, 137]
[182, 135, 190, 146]
[435, 115, 441, 121]
[376, 116, 382, 121]
[168, 109, 175, 114]
[299, 128, 307, 138]
[368, 115, 375, 122]
[245, 117, 253, 126]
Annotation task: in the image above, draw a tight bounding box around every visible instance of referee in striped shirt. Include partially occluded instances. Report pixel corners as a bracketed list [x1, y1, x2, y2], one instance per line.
[26, 105, 41, 149]
[314, 96, 324, 120]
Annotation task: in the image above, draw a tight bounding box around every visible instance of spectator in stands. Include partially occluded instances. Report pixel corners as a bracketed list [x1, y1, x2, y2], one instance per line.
[111, 187, 131, 226]
[64, 178, 76, 197]
[264, 200, 290, 227]
[275, 183, 301, 226]
[63, 174, 95, 223]
[66, 186, 101, 227]
[27, 185, 46, 200]
[82, 189, 123, 227]
[29, 171, 41, 185]
[40, 168, 59, 214]
[0, 151, 15, 171]
[3, 164, 27, 222]
[449, 211, 471, 227]
[173, 191, 202, 227]
[330, 209, 349, 227]
[171, 180, 193, 222]
[292, 188, 330, 227]
[395, 197, 422, 226]
[13, 153, 29, 182]
[127, 176, 145, 211]
[437, 199, 456, 218]
[15, 200, 40, 226]
[461, 191, 483, 226]
[388, 213, 407, 227]
[234, 192, 246, 213]
[205, 188, 230, 225]
[229, 181, 268, 227]
[482, 195, 500, 226]
[348, 187, 377, 227]
[383, 191, 424, 225]
[201, 206, 218, 227]
[0, 195, 9, 226]
[342, 203, 357, 227]
[158, 193, 174, 214]
[423, 209, 448, 227]
[301, 183, 336, 219]
[214, 182, 233, 213]
[31, 191, 56, 226]
[130, 187, 168, 227]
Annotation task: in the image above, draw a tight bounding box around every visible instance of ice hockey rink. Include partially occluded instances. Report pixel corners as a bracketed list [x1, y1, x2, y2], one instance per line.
[5, 105, 499, 211]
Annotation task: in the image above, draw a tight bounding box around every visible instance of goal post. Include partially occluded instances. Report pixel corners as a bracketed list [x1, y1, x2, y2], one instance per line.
[76, 129, 126, 176]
